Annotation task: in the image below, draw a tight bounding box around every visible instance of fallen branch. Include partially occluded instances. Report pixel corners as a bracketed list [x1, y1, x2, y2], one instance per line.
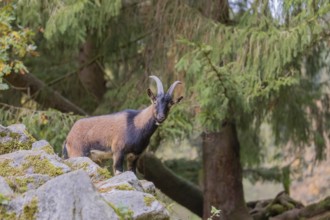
[4, 72, 88, 115]
[137, 152, 203, 217]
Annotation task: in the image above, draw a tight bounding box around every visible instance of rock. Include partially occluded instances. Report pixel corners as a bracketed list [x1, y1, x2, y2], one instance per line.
[9, 170, 119, 220]
[0, 124, 35, 155]
[139, 180, 156, 195]
[5, 174, 51, 193]
[0, 150, 71, 178]
[95, 171, 144, 193]
[0, 176, 13, 197]
[65, 157, 111, 181]
[102, 190, 169, 220]
[32, 140, 55, 155]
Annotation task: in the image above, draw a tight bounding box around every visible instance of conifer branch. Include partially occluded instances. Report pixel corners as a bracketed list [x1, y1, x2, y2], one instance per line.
[198, 44, 230, 101]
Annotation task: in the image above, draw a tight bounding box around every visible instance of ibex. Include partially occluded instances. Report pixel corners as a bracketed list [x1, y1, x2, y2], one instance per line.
[63, 75, 183, 175]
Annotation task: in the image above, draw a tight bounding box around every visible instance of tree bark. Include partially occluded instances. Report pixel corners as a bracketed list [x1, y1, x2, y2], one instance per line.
[202, 123, 251, 220]
[4, 72, 88, 115]
[201, 0, 230, 24]
[138, 152, 203, 217]
[77, 37, 106, 102]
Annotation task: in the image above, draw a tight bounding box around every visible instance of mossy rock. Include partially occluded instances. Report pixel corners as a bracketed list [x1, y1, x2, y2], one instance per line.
[65, 157, 111, 181]
[144, 195, 156, 207]
[20, 197, 38, 220]
[31, 140, 55, 155]
[0, 125, 36, 155]
[5, 175, 51, 194]
[0, 194, 16, 220]
[0, 150, 71, 179]
[98, 183, 135, 193]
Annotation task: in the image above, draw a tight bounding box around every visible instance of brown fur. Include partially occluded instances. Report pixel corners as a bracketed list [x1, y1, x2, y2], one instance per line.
[66, 113, 129, 157]
[133, 105, 155, 129]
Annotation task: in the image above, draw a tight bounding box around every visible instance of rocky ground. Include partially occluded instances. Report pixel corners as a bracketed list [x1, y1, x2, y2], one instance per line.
[0, 124, 170, 220]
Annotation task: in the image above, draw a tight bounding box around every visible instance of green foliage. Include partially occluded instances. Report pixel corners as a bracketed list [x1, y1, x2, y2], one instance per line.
[16, 0, 121, 50]
[0, 104, 80, 153]
[0, 2, 36, 90]
[176, 0, 330, 164]
[207, 206, 221, 220]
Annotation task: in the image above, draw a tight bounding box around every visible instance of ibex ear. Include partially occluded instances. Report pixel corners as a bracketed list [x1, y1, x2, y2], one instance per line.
[172, 96, 183, 105]
[147, 89, 156, 103]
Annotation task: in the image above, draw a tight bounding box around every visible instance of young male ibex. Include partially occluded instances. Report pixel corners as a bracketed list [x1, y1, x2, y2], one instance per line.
[63, 75, 183, 175]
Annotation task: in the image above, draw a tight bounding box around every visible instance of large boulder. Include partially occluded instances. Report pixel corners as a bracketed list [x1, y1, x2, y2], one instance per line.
[95, 171, 169, 220]
[9, 170, 119, 220]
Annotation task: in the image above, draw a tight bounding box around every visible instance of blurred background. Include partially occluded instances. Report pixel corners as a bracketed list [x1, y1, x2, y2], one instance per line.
[1, 0, 330, 219]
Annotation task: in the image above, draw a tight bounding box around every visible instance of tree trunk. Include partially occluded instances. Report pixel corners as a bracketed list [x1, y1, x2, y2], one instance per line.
[202, 123, 251, 220]
[201, 0, 230, 24]
[4, 72, 88, 115]
[138, 152, 203, 217]
[77, 37, 106, 102]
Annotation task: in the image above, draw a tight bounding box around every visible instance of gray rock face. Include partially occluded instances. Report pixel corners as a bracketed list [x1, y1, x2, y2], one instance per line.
[95, 171, 144, 192]
[139, 179, 156, 195]
[0, 176, 13, 197]
[65, 157, 111, 182]
[102, 190, 169, 220]
[10, 170, 119, 220]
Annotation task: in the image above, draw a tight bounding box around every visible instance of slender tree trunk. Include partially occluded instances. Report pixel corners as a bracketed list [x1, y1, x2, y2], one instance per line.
[77, 37, 106, 102]
[203, 123, 251, 220]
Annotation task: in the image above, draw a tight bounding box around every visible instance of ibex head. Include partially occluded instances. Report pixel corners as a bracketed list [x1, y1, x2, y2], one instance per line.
[148, 75, 183, 125]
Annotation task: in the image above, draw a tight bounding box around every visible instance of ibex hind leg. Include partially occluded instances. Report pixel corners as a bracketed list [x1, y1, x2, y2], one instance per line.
[127, 153, 139, 174]
[90, 149, 113, 163]
[113, 151, 125, 175]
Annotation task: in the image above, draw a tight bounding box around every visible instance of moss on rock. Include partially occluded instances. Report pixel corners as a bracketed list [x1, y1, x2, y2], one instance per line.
[0, 154, 64, 179]
[22, 155, 64, 177]
[40, 145, 55, 155]
[96, 167, 112, 179]
[5, 176, 38, 193]
[144, 195, 156, 207]
[20, 197, 38, 220]
[0, 159, 24, 177]
[0, 129, 35, 155]
[0, 194, 15, 220]
[99, 184, 135, 193]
